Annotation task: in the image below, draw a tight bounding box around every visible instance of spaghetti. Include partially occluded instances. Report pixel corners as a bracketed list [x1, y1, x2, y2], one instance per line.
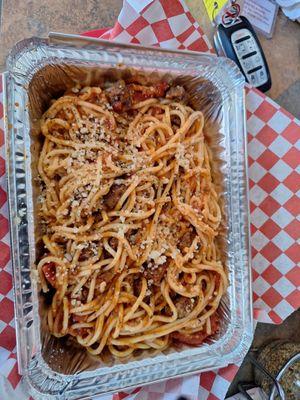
[37, 79, 227, 358]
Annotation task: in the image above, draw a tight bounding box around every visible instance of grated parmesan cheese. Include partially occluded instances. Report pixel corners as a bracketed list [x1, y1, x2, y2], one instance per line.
[99, 282, 107, 293]
[175, 143, 190, 169]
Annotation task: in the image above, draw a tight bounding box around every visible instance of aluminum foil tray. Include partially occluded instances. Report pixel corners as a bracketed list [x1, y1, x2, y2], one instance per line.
[4, 33, 253, 399]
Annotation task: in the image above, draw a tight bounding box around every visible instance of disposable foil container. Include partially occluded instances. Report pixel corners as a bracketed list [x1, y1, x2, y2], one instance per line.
[4, 33, 253, 399]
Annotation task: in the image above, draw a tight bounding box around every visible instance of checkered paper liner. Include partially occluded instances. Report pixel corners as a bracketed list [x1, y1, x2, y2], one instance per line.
[0, 0, 299, 398]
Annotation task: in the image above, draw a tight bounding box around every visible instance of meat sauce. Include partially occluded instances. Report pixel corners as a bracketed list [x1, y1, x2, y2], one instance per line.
[39, 80, 221, 348]
[105, 81, 169, 112]
[172, 274, 221, 345]
[172, 313, 219, 345]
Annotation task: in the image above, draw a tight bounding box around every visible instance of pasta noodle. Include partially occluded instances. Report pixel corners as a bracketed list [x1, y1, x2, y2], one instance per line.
[37, 79, 228, 358]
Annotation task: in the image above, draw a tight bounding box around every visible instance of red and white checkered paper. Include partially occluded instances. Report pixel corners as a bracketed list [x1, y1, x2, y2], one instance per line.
[0, 0, 299, 398]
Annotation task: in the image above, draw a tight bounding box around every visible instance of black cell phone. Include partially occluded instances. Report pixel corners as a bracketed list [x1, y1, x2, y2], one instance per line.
[214, 16, 272, 92]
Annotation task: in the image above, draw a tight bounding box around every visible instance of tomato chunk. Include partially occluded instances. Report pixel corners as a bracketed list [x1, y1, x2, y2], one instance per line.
[42, 262, 56, 286]
[132, 82, 169, 103]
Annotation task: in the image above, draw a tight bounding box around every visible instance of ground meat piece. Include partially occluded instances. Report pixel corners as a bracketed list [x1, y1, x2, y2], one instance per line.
[133, 277, 143, 297]
[150, 106, 164, 116]
[72, 313, 88, 323]
[166, 85, 186, 100]
[111, 101, 124, 113]
[81, 287, 89, 302]
[109, 237, 119, 250]
[143, 261, 168, 286]
[106, 80, 132, 112]
[103, 184, 126, 210]
[71, 327, 89, 337]
[178, 231, 194, 252]
[164, 305, 173, 316]
[172, 313, 219, 345]
[42, 262, 56, 287]
[175, 297, 195, 318]
[78, 248, 96, 261]
[105, 80, 126, 99]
